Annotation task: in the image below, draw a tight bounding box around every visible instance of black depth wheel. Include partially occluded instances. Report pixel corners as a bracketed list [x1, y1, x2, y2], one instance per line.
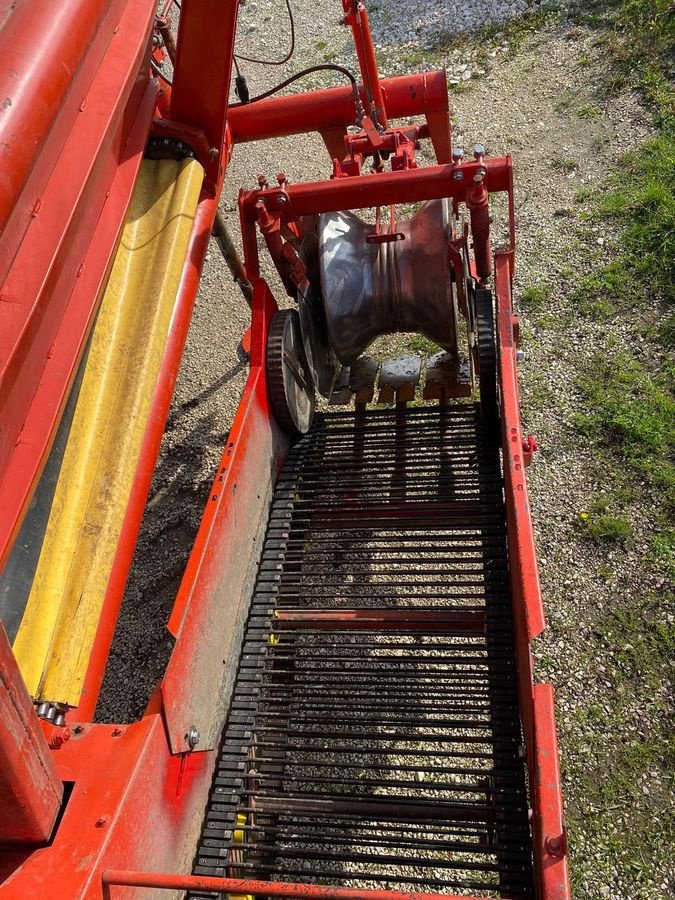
[267, 308, 315, 435]
[475, 287, 499, 441]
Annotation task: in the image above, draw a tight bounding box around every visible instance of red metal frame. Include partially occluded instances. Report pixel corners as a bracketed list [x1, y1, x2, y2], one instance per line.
[494, 250, 569, 897]
[0, 623, 62, 844]
[0, 1, 569, 897]
[227, 70, 452, 163]
[101, 870, 511, 900]
[0, 0, 157, 570]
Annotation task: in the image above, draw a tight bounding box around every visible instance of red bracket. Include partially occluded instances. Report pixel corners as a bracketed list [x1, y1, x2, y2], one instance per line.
[522, 435, 538, 467]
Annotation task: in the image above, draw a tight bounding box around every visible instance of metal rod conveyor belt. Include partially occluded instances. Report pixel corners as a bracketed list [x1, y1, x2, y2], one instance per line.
[191, 404, 535, 897]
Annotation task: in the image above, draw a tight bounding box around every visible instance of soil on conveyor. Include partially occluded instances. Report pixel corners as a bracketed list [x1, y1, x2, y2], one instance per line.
[98, 2, 672, 897]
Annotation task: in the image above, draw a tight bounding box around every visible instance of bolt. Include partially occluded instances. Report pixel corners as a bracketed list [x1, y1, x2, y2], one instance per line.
[73, 724, 85, 735]
[95, 816, 108, 829]
[473, 143, 485, 158]
[452, 147, 464, 162]
[207, 147, 219, 160]
[257, 174, 268, 188]
[277, 194, 287, 205]
[187, 726, 200, 749]
[48, 728, 71, 750]
[452, 170, 464, 182]
[516, 349, 525, 362]
[546, 833, 566, 858]
[276, 172, 287, 185]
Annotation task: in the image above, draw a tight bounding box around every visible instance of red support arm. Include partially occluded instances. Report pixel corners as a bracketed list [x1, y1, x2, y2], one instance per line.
[227, 72, 449, 148]
[170, 0, 239, 163]
[0, 623, 63, 844]
[241, 157, 512, 219]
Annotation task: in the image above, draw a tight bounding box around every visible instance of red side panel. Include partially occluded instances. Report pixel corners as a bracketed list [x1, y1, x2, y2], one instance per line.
[0, 0, 157, 570]
[0, 623, 62, 844]
[495, 249, 570, 899]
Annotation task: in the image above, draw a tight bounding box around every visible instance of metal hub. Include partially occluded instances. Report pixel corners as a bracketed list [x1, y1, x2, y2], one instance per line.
[297, 233, 340, 398]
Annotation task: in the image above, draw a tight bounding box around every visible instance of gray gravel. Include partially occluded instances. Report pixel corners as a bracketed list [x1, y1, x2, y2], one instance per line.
[99, 4, 672, 898]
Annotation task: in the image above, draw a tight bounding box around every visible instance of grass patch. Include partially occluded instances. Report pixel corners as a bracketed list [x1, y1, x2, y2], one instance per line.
[578, 493, 632, 543]
[553, 0, 675, 890]
[519, 284, 551, 308]
[407, 335, 441, 356]
[564, 589, 674, 893]
[581, 512, 631, 543]
[551, 154, 578, 174]
[575, 351, 674, 572]
[574, 185, 594, 203]
[577, 103, 602, 119]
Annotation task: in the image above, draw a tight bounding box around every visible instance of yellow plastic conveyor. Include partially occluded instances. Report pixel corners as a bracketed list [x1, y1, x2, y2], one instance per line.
[13, 157, 204, 706]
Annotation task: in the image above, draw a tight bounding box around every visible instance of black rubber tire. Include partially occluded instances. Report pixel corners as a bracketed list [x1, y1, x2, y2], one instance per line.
[475, 288, 500, 441]
[267, 308, 315, 435]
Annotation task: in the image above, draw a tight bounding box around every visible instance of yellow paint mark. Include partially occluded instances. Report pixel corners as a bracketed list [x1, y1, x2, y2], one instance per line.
[13, 158, 203, 704]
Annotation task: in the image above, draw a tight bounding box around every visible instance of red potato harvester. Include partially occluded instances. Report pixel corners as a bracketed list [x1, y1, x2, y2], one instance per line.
[0, 1, 570, 898]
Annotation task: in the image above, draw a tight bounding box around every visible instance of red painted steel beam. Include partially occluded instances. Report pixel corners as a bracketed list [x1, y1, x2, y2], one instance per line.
[170, 0, 239, 160]
[227, 71, 449, 145]
[0, 622, 62, 844]
[242, 157, 511, 219]
[342, 0, 387, 127]
[494, 250, 570, 899]
[275, 608, 485, 632]
[495, 250, 546, 643]
[0, 0, 129, 282]
[101, 869, 499, 900]
[533, 683, 571, 898]
[0, 0, 156, 571]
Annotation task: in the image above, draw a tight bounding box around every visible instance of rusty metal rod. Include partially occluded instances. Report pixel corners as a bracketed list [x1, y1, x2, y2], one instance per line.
[211, 208, 253, 303]
[102, 870, 498, 899]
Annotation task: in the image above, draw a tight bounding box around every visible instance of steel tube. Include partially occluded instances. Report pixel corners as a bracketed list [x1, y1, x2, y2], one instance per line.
[228, 71, 448, 143]
[344, 1, 388, 127]
[101, 869, 494, 899]
[242, 157, 511, 219]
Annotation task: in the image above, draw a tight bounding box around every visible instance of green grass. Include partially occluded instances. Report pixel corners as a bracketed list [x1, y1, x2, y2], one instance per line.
[575, 351, 674, 571]
[564, 589, 675, 894]
[576, 104, 602, 119]
[542, 0, 675, 889]
[588, 134, 675, 318]
[582, 512, 631, 543]
[570, 0, 674, 570]
[579, 493, 632, 543]
[551, 154, 578, 174]
[519, 284, 551, 308]
[407, 334, 441, 356]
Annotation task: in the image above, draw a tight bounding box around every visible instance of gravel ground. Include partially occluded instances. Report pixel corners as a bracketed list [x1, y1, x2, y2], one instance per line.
[99, 3, 672, 898]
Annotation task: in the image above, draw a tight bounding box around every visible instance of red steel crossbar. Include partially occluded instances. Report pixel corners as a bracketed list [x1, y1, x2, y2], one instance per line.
[101, 870, 515, 900]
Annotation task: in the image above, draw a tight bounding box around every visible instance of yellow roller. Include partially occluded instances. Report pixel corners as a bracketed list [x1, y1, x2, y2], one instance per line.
[13, 157, 203, 705]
